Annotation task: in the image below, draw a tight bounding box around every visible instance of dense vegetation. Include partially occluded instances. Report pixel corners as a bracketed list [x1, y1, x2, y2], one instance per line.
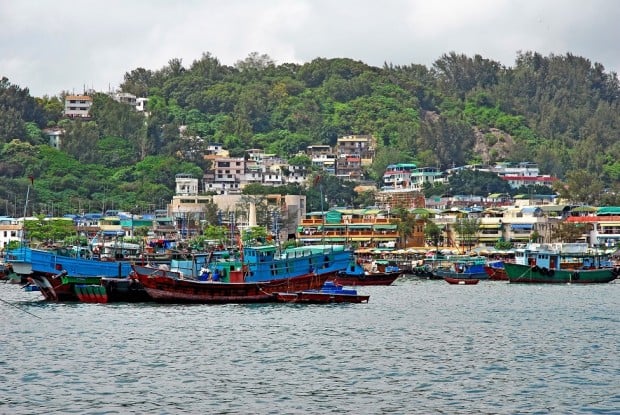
[1, 50, 620, 216]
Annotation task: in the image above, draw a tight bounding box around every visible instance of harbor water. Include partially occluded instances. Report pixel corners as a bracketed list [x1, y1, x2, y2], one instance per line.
[1, 278, 619, 414]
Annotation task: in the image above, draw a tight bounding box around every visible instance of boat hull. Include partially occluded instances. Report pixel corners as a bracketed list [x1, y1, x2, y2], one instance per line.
[504, 263, 616, 284]
[274, 291, 369, 303]
[28, 273, 102, 302]
[133, 265, 331, 303]
[484, 265, 509, 281]
[332, 270, 402, 286]
[444, 277, 480, 285]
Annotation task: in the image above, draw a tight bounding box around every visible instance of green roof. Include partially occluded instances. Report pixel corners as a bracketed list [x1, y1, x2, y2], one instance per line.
[597, 206, 620, 215]
[572, 206, 597, 212]
[539, 205, 568, 212]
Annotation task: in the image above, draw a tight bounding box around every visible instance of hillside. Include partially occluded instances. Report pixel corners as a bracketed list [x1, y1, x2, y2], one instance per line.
[0, 50, 619, 214]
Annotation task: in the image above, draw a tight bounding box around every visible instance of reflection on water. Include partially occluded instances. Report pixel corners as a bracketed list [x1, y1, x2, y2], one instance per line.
[1, 279, 619, 414]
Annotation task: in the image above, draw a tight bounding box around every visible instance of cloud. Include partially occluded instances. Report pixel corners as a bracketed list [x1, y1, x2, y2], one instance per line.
[1, 0, 619, 97]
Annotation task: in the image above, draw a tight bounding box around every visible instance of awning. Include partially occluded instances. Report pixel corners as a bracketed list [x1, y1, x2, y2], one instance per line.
[511, 224, 533, 230]
[479, 224, 501, 229]
[373, 224, 398, 230]
[346, 224, 373, 229]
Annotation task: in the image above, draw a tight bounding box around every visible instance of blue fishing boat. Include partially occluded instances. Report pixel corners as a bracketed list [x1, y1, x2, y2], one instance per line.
[132, 244, 352, 303]
[431, 255, 489, 280]
[158, 244, 352, 282]
[5, 246, 134, 278]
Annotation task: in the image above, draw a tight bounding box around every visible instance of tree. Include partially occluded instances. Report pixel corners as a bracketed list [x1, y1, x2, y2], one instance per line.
[455, 217, 480, 253]
[203, 225, 228, 245]
[551, 222, 585, 243]
[552, 169, 604, 205]
[23, 216, 76, 244]
[393, 208, 417, 248]
[424, 220, 442, 250]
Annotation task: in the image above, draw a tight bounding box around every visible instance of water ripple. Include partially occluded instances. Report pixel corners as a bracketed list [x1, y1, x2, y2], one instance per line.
[1, 281, 618, 413]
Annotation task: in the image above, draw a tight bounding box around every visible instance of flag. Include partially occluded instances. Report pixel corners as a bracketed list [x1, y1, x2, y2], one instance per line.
[28, 175, 34, 185]
[313, 175, 322, 186]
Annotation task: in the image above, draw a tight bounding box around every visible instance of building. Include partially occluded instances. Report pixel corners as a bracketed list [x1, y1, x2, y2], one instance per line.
[0, 217, 22, 249]
[335, 135, 376, 165]
[296, 207, 398, 247]
[64, 95, 93, 118]
[42, 127, 64, 149]
[491, 162, 557, 189]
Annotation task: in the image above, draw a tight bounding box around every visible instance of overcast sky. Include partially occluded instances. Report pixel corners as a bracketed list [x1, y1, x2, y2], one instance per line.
[2, 0, 619, 97]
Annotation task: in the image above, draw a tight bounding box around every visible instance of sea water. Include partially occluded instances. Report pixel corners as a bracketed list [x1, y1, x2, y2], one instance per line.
[1, 278, 618, 414]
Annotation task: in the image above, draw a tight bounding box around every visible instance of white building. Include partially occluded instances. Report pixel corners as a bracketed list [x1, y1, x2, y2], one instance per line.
[64, 95, 93, 118]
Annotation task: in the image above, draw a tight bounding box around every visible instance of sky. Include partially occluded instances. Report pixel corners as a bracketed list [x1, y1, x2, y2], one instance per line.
[2, 0, 620, 98]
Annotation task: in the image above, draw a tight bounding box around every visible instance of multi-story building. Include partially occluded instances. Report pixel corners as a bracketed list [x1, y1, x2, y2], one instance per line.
[382, 163, 417, 189]
[297, 207, 398, 247]
[491, 162, 557, 189]
[335, 154, 362, 180]
[0, 217, 22, 249]
[335, 135, 376, 165]
[410, 167, 445, 192]
[203, 157, 245, 194]
[64, 95, 93, 118]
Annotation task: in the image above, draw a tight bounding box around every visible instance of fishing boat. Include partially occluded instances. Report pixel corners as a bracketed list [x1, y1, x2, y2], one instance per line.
[332, 259, 402, 286]
[505, 243, 618, 284]
[27, 271, 103, 302]
[133, 265, 328, 303]
[483, 260, 509, 281]
[444, 276, 480, 285]
[154, 244, 351, 281]
[5, 245, 136, 278]
[432, 256, 489, 280]
[273, 281, 370, 303]
[132, 243, 350, 303]
[75, 275, 151, 303]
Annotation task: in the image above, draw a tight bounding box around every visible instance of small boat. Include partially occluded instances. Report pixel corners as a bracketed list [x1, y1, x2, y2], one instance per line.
[21, 282, 40, 291]
[444, 276, 480, 285]
[332, 259, 402, 286]
[273, 281, 370, 304]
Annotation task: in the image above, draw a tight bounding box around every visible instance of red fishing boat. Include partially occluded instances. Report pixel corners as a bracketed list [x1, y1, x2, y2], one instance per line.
[484, 261, 509, 281]
[132, 264, 331, 303]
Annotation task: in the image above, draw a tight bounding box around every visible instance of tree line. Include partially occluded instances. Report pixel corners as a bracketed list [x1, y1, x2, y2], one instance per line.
[1, 49, 619, 215]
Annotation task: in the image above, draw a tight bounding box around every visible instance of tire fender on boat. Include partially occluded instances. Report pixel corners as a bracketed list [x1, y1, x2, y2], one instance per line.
[572, 271, 580, 281]
[531, 265, 540, 273]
